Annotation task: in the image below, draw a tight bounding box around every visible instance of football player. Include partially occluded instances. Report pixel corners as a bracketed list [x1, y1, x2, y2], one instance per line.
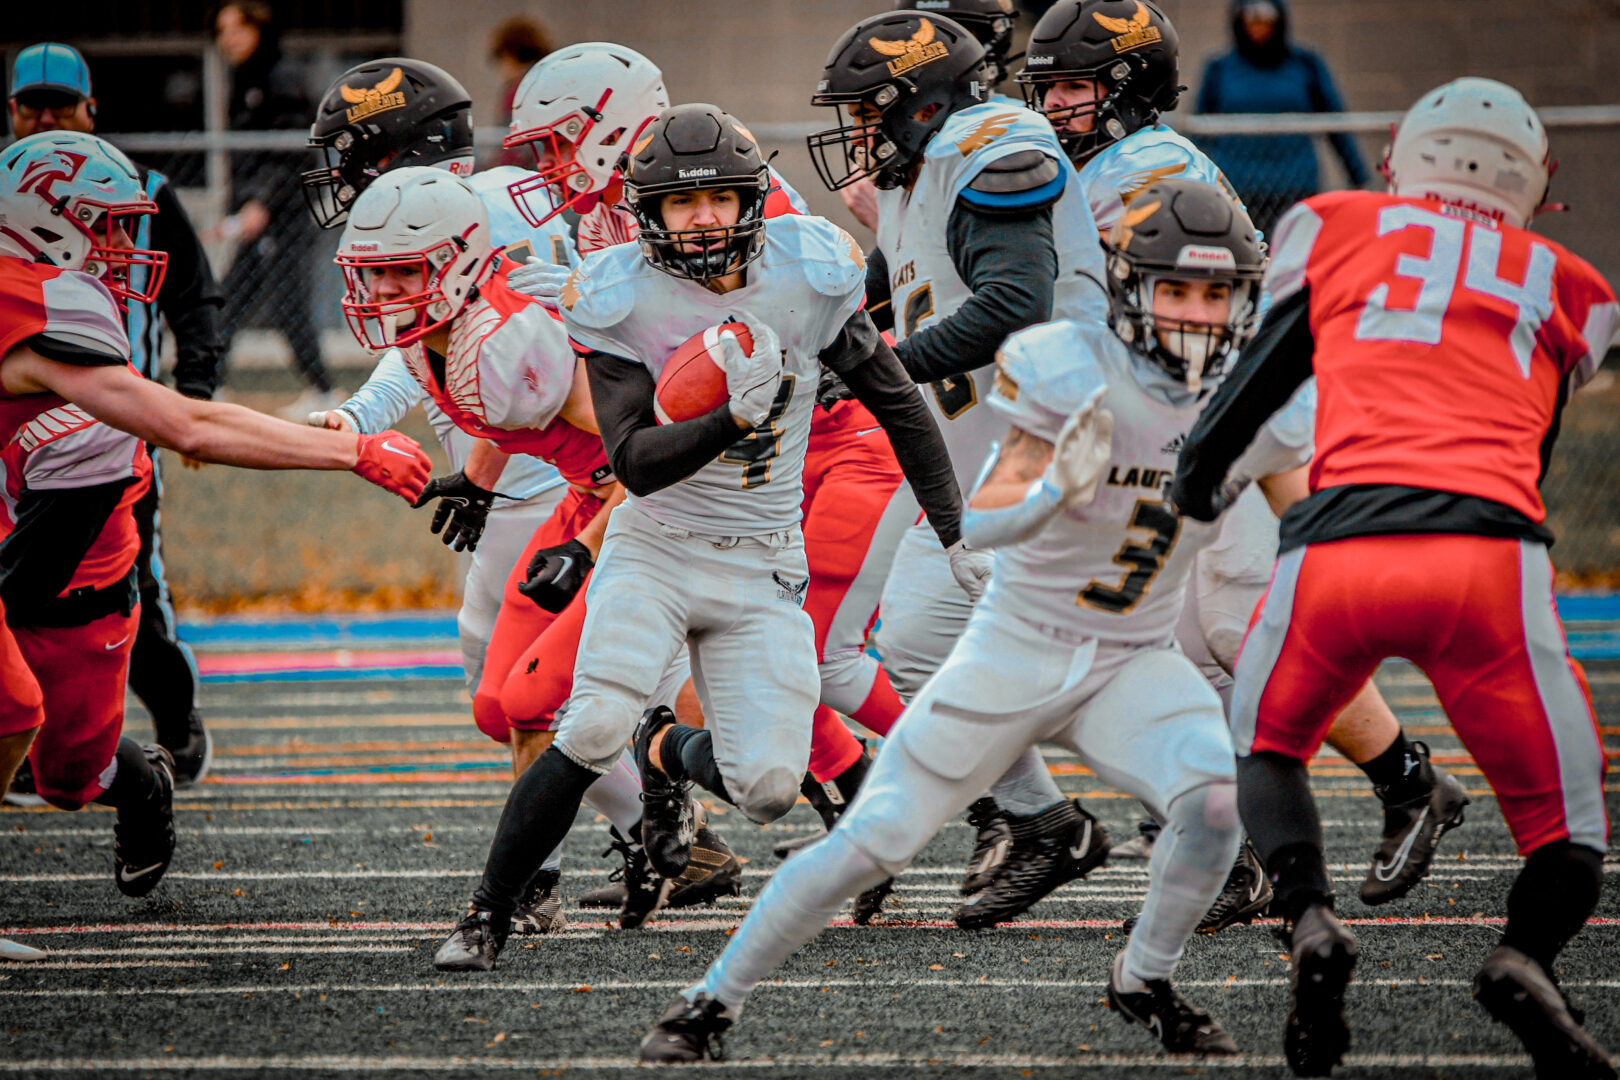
[499, 42, 922, 924]
[996, 0, 1469, 929]
[641, 179, 1271, 1062]
[808, 9, 1114, 922]
[429, 102, 963, 974]
[1171, 79, 1617, 1079]
[0, 131, 431, 905]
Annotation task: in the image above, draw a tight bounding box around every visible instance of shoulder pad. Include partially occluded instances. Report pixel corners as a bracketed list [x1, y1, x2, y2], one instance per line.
[988, 320, 1109, 442]
[557, 246, 641, 332]
[35, 271, 131, 363]
[961, 149, 1065, 215]
[770, 215, 866, 299]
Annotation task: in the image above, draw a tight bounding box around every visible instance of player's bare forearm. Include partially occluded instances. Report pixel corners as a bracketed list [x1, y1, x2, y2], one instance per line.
[463, 439, 510, 490]
[971, 428, 1056, 509]
[575, 482, 626, 559]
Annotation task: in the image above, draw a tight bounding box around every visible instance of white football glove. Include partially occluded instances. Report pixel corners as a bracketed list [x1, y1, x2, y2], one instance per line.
[1043, 387, 1114, 509]
[946, 540, 993, 603]
[505, 256, 572, 306]
[716, 320, 783, 428]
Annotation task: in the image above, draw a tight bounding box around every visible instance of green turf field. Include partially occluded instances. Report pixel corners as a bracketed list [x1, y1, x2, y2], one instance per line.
[2, 662, 1616, 1078]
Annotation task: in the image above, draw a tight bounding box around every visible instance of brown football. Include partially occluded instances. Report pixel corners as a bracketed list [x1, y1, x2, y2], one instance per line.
[654, 322, 752, 425]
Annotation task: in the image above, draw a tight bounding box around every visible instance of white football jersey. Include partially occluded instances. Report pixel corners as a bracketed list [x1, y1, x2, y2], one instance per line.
[1080, 125, 1237, 234]
[468, 166, 578, 269]
[563, 213, 866, 535]
[874, 102, 1109, 495]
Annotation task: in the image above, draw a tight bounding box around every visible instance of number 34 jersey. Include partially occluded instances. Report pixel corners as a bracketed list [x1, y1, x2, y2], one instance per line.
[1271, 190, 1617, 524]
[985, 320, 1311, 646]
[562, 214, 866, 537]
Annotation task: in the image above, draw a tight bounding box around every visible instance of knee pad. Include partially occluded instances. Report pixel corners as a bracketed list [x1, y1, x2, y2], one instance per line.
[734, 766, 800, 824]
[1164, 781, 1241, 871]
[554, 694, 643, 772]
[470, 690, 512, 744]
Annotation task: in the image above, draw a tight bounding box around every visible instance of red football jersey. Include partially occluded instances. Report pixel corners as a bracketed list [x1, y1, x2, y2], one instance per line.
[0, 258, 130, 447]
[1269, 191, 1617, 523]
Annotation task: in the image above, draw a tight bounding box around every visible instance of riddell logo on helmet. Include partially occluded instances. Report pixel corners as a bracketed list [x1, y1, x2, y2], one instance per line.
[1095, 2, 1162, 54]
[1024, 55, 1055, 66]
[678, 167, 718, 179]
[1176, 244, 1237, 270]
[348, 242, 380, 252]
[870, 18, 950, 77]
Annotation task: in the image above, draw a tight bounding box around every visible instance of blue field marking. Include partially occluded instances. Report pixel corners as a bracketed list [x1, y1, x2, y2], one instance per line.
[179, 612, 458, 650]
[1556, 593, 1620, 623]
[200, 665, 465, 684]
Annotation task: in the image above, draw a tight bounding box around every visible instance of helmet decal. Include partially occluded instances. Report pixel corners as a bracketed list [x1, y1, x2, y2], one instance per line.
[338, 66, 408, 123]
[870, 18, 951, 76]
[1093, 1, 1162, 52]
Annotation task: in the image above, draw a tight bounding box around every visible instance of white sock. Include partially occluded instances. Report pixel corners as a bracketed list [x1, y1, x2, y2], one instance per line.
[1124, 782, 1240, 984]
[583, 749, 644, 837]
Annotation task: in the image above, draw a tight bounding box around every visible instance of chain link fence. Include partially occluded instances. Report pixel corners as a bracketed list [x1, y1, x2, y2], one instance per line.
[117, 109, 1620, 575]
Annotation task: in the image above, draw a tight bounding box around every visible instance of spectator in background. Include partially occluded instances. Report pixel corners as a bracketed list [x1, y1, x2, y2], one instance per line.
[212, 0, 337, 418]
[1195, 0, 1369, 236]
[5, 43, 225, 791]
[489, 17, 554, 168]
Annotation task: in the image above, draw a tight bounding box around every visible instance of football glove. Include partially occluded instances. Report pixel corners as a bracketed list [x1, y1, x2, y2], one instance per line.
[716, 320, 782, 427]
[352, 431, 432, 503]
[413, 471, 500, 552]
[517, 538, 594, 613]
[1044, 388, 1114, 509]
[815, 366, 856, 411]
[946, 540, 993, 603]
[505, 256, 572, 306]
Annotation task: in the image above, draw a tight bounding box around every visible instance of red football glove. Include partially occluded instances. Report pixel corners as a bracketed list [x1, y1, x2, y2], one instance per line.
[352, 430, 432, 503]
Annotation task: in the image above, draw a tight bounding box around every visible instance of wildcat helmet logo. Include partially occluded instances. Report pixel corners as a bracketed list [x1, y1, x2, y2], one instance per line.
[870, 18, 950, 77]
[340, 67, 407, 123]
[1094, 2, 1162, 54]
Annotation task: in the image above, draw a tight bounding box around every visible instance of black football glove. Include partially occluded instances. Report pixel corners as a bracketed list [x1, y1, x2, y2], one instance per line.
[518, 538, 594, 613]
[413, 471, 500, 552]
[815, 365, 856, 411]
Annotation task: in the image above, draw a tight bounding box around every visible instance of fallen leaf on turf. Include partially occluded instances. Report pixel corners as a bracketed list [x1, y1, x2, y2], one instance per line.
[280, 963, 290, 971]
[423, 833, 433, 843]
[572, 987, 590, 994]
[929, 964, 943, 970]
[213, 861, 224, 870]
[486, 1033, 506, 1046]
[825, 960, 837, 967]
[952, 953, 965, 958]
[977, 1036, 990, 1046]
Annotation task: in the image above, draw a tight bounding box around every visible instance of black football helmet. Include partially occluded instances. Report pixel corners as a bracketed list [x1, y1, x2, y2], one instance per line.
[1105, 178, 1264, 391]
[896, 0, 1019, 90]
[808, 12, 988, 191]
[302, 58, 474, 229]
[623, 104, 771, 283]
[1015, 0, 1180, 165]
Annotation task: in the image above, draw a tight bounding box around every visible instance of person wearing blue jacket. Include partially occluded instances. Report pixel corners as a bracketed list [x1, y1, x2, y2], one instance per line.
[1195, 0, 1369, 235]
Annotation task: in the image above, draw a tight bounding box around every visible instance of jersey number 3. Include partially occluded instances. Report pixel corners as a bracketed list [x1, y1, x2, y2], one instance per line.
[1078, 499, 1181, 614]
[719, 374, 796, 489]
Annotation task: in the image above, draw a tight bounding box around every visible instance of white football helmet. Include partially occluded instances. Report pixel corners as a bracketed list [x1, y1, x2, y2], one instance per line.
[1386, 77, 1549, 229]
[0, 131, 167, 303]
[335, 167, 495, 350]
[502, 42, 669, 226]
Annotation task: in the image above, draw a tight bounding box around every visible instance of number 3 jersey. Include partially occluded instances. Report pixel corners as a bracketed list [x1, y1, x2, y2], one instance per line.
[874, 102, 1109, 495]
[562, 213, 866, 537]
[986, 319, 1310, 645]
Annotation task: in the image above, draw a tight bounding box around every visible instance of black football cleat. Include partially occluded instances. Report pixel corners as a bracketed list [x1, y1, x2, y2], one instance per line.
[1474, 945, 1616, 1080]
[1361, 743, 1470, 905]
[1284, 903, 1357, 1077]
[954, 799, 1108, 929]
[602, 826, 671, 930]
[433, 908, 509, 972]
[510, 868, 566, 936]
[852, 876, 896, 926]
[960, 797, 1012, 895]
[113, 746, 177, 898]
[162, 711, 213, 790]
[669, 825, 743, 906]
[1198, 840, 1274, 933]
[634, 707, 696, 879]
[3, 757, 45, 807]
[640, 992, 733, 1063]
[1107, 952, 1238, 1054]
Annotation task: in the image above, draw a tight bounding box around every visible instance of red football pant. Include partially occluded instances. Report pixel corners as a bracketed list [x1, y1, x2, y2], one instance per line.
[0, 597, 44, 740]
[801, 402, 916, 779]
[472, 488, 604, 741]
[1232, 535, 1608, 856]
[14, 608, 139, 810]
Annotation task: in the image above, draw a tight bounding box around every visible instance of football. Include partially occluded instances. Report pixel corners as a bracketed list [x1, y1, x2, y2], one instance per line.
[654, 322, 752, 425]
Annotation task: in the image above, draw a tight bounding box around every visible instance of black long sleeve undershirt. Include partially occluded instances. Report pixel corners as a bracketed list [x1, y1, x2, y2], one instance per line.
[823, 312, 961, 548]
[584, 352, 746, 497]
[865, 246, 894, 334]
[892, 200, 1057, 385]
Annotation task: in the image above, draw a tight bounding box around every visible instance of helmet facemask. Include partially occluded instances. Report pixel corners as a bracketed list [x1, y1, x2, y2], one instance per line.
[1107, 249, 1261, 394]
[1018, 59, 1156, 165]
[629, 181, 769, 284]
[337, 237, 476, 350]
[302, 114, 474, 230]
[807, 82, 925, 192]
[71, 197, 169, 306]
[505, 89, 639, 227]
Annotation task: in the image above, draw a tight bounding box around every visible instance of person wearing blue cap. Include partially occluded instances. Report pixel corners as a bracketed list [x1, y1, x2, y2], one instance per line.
[5, 42, 225, 796]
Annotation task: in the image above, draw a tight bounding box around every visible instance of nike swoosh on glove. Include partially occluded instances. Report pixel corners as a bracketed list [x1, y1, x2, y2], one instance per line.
[505, 256, 572, 307]
[946, 540, 992, 603]
[517, 537, 594, 613]
[352, 431, 431, 503]
[413, 471, 502, 552]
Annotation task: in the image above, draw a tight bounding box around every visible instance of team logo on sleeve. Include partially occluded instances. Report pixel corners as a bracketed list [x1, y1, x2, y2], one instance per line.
[870, 18, 950, 76]
[1094, 2, 1162, 53]
[955, 112, 1020, 156]
[1114, 199, 1161, 251]
[839, 228, 865, 271]
[340, 66, 407, 123]
[559, 267, 586, 311]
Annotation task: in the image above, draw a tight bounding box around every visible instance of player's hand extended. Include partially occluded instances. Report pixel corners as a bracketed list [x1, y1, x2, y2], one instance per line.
[717, 320, 782, 428]
[352, 431, 431, 503]
[518, 538, 594, 613]
[308, 409, 354, 432]
[946, 540, 992, 603]
[1045, 387, 1114, 509]
[505, 256, 572, 306]
[412, 471, 501, 552]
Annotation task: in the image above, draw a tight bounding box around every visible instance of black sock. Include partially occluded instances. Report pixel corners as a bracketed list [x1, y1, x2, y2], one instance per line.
[1358, 730, 1432, 805]
[660, 724, 734, 805]
[1501, 841, 1604, 974]
[1237, 751, 1332, 921]
[1356, 729, 1412, 791]
[471, 746, 594, 917]
[1268, 842, 1336, 923]
[93, 739, 158, 809]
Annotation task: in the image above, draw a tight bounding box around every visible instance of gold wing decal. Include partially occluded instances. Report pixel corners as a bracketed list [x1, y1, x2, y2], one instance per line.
[955, 111, 1020, 156]
[872, 17, 936, 56]
[375, 67, 404, 95]
[1119, 162, 1187, 204]
[339, 84, 369, 104]
[1094, 1, 1150, 34]
[914, 18, 936, 46]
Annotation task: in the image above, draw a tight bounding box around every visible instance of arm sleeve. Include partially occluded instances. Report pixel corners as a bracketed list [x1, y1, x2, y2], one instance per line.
[822, 311, 962, 548]
[1170, 286, 1316, 519]
[0, 479, 134, 617]
[1306, 55, 1371, 186]
[865, 246, 894, 334]
[334, 349, 426, 435]
[584, 350, 747, 497]
[893, 201, 1057, 384]
[151, 181, 226, 399]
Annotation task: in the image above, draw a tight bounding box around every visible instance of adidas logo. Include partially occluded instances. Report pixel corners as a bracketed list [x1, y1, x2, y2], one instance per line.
[1161, 434, 1185, 455]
